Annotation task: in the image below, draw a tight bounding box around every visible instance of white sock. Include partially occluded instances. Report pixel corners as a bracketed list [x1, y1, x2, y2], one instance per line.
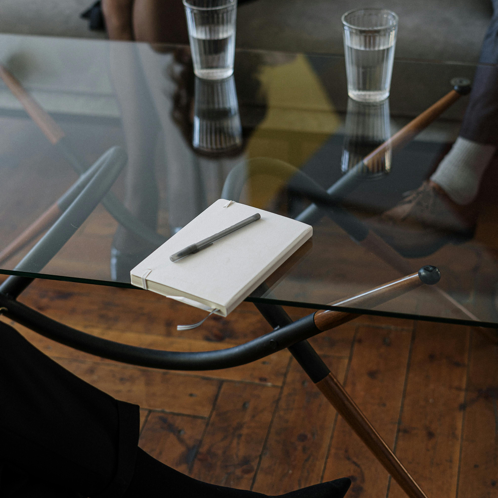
[430, 137, 496, 205]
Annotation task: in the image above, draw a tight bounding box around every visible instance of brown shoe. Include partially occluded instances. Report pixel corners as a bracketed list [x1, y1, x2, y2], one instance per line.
[368, 181, 478, 258]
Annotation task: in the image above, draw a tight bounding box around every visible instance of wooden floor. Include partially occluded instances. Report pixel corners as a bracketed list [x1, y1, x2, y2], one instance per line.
[1, 277, 497, 498]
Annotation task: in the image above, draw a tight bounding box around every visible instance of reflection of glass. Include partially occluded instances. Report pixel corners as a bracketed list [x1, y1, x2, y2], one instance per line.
[193, 75, 242, 154]
[341, 97, 391, 178]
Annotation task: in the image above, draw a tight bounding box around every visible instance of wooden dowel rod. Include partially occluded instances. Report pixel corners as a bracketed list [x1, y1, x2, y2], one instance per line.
[0, 203, 62, 265]
[360, 232, 497, 343]
[314, 269, 439, 332]
[0, 65, 65, 145]
[363, 89, 462, 169]
[316, 373, 428, 498]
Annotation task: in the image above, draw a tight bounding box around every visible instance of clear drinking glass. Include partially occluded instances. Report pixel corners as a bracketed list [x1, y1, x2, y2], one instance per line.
[193, 75, 242, 153]
[341, 98, 391, 177]
[342, 8, 398, 102]
[183, 0, 237, 80]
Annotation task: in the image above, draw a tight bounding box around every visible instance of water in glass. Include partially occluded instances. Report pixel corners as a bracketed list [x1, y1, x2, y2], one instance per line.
[189, 24, 235, 79]
[345, 32, 396, 102]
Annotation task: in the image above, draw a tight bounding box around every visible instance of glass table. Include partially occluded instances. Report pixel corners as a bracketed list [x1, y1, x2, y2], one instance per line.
[0, 33, 496, 498]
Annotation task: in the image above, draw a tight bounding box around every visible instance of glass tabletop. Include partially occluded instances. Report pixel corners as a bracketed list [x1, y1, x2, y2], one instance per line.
[0, 33, 496, 328]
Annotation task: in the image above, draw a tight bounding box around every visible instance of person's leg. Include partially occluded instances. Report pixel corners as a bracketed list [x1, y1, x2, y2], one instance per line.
[102, 0, 135, 40]
[429, 0, 498, 205]
[106, 41, 162, 280]
[101, 0, 165, 279]
[132, 0, 189, 44]
[369, 1, 498, 257]
[137, 45, 208, 234]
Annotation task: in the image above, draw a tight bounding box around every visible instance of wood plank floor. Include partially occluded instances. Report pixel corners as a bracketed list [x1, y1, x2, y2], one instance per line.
[1, 277, 496, 498]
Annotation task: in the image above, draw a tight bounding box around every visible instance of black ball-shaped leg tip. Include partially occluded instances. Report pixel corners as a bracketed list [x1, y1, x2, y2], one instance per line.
[451, 77, 472, 95]
[418, 265, 441, 285]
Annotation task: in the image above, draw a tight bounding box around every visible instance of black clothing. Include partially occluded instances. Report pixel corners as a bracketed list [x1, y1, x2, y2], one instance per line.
[460, 0, 498, 145]
[0, 322, 139, 497]
[0, 322, 351, 498]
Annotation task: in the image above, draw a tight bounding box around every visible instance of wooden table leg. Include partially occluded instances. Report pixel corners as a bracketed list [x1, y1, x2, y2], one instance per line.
[315, 371, 427, 498]
[286, 338, 429, 498]
[257, 270, 440, 498]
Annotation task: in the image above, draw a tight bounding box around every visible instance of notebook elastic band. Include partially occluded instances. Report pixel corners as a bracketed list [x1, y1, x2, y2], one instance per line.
[177, 309, 220, 330]
[141, 269, 153, 290]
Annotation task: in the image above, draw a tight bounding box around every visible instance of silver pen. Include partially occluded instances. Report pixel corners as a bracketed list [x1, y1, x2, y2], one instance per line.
[170, 213, 261, 262]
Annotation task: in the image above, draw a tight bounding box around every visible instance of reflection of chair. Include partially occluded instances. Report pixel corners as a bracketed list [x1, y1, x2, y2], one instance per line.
[0, 64, 165, 267]
[221, 80, 488, 331]
[0, 146, 127, 294]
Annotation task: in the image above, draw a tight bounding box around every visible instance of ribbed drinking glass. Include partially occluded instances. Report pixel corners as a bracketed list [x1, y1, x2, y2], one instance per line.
[342, 8, 398, 102]
[183, 0, 237, 80]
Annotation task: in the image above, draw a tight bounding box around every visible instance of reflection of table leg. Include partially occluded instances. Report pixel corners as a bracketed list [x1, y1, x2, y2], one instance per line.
[0, 148, 126, 265]
[0, 64, 165, 251]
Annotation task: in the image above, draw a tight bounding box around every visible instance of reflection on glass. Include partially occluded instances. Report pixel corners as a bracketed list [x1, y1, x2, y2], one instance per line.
[341, 97, 391, 178]
[193, 75, 242, 154]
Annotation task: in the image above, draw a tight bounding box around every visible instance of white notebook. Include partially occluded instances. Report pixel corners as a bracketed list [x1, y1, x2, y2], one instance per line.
[130, 199, 312, 317]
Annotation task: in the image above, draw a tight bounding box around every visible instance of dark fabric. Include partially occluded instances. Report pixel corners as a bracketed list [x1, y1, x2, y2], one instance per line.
[123, 448, 351, 498]
[1, 463, 82, 497]
[478, 0, 498, 65]
[459, 64, 498, 145]
[81, 1, 106, 31]
[0, 322, 140, 498]
[459, 0, 498, 145]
